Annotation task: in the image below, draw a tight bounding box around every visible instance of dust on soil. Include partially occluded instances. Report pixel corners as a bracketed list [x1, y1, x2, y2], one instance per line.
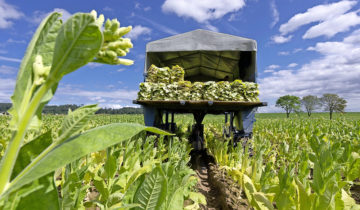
[190, 150, 249, 210]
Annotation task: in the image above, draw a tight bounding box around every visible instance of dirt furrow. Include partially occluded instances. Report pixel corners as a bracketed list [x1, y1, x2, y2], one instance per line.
[190, 150, 249, 210]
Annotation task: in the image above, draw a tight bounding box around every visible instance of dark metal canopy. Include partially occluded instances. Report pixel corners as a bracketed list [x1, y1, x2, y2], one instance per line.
[145, 29, 257, 82]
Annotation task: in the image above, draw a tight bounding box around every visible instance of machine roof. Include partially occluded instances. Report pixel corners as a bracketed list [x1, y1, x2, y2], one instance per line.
[145, 29, 257, 82]
[146, 29, 257, 52]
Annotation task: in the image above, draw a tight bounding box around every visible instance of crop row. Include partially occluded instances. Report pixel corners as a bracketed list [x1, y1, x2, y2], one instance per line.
[206, 117, 360, 209]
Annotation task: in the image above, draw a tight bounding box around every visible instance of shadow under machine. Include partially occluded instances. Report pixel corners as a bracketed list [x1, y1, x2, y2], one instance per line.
[133, 29, 267, 150]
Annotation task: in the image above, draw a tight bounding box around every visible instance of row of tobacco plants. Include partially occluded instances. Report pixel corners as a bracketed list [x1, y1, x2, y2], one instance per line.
[0, 10, 204, 209]
[206, 118, 360, 209]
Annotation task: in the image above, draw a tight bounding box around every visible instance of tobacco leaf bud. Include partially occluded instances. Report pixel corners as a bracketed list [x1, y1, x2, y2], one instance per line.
[33, 55, 51, 85]
[115, 48, 127, 57]
[117, 58, 134, 66]
[92, 13, 133, 66]
[98, 50, 106, 57]
[103, 30, 113, 41]
[34, 77, 45, 86]
[115, 26, 132, 38]
[90, 10, 97, 20]
[119, 38, 133, 49]
[90, 10, 104, 28]
[110, 19, 120, 33]
[107, 41, 120, 49]
[108, 39, 133, 49]
[105, 19, 112, 30]
[95, 14, 104, 28]
[105, 50, 117, 59]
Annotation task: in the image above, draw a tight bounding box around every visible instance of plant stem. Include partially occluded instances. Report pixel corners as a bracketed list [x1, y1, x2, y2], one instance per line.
[19, 83, 37, 118]
[0, 79, 53, 195]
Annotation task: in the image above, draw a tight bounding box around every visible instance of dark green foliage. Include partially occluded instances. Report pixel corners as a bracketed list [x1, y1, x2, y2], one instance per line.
[6, 131, 59, 210]
[301, 95, 320, 117]
[321, 94, 347, 120]
[0, 103, 143, 115]
[275, 95, 301, 118]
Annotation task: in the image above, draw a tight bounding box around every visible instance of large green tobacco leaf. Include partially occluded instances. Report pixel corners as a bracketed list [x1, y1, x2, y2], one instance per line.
[5, 124, 172, 196]
[15, 174, 59, 210]
[122, 175, 145, 204]
[134, 166, 167, 210]
[93, 177, 110, 202]
[166, 187, 184, 210]
[346, 153, 360, 181]
[8, 12, 62, 129]
[335, 189, 360, 210]
[61, 172, 88, 209]
[295, 178, 314, 210]
[57, 104, 100, 143]
[11, 131, 52, 179]
[7, 131, 59, 210]
[243, 174, 274, 210]
[252, 192, 275, 210]
[124, 161, 157, 192]
[104, 154, 117, 180]
[50, 13, 103, 78]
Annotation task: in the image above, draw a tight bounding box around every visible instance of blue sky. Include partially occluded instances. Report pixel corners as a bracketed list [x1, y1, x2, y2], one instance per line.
[0, 0, 360, 112]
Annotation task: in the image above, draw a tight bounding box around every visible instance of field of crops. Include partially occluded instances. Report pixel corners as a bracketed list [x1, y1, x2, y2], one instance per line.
[1, 6, 359, 209]
[1, 113, 359, 209]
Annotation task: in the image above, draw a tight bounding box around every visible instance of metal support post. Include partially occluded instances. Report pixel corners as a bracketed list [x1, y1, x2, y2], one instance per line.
[165, 111, 169, 130]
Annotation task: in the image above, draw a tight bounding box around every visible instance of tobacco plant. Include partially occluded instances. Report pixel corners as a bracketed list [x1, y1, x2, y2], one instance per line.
[205, 118, 360, 210]
[0, 10, 170, 209]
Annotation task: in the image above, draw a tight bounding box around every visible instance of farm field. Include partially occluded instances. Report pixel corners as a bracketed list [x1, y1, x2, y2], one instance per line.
[1, 113, 359, 209]
[255, 112, 360, 120]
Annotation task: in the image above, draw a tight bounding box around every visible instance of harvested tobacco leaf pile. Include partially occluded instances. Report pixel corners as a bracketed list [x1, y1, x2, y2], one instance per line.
[137, 64, 259, 102]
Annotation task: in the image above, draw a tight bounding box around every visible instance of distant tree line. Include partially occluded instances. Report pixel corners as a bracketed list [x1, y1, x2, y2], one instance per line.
[0, 103, 143, 115]
[96, 107, 143, 114]
[276, 93, 347, 119]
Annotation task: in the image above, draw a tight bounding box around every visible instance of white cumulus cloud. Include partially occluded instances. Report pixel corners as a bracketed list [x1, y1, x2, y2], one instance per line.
[0, 55, 21, 63]
[126, 25, 151, 40]
[0, 77, 15, 102]
[6, 38, 25, 44]
[263, 65, 280, 74]
[267, 64, 280, 69]
[272, 1, 360, 43]
[53, 84, 138, 107]
[0, 0, 23, 29]
[204, 23, 218, 32]
[270, 0, 279, 28]
[264, 69, 275, 73]
[279, 0, 356, 35]
[162, 0, 245, 23]
[260, 29, 360, 111]
[278, 51, 290, 56]
[303, 11, 360, 39]
[0, 64, 17, 75]
[287, 63, 298, 68]
[271, 35, 292, 43]
[137, 15, 178, 35]
[293, 48, 302, 53]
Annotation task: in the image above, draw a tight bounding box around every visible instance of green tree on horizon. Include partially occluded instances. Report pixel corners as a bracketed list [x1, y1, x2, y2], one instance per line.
[276, 95, 301, 118]
[301, 95, 320, 117]
[321, 93, 347, 120]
